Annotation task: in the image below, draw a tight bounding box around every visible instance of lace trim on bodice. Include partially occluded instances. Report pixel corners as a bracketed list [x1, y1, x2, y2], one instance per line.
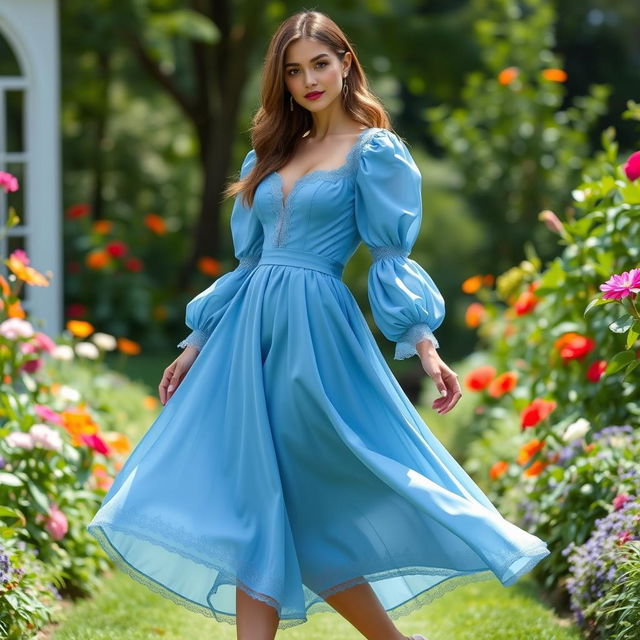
[272, 127, 383, 248]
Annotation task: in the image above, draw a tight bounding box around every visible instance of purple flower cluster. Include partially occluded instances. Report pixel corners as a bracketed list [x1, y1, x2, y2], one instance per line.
[562, 494, 640, 629]
[0, 543, 25, 590]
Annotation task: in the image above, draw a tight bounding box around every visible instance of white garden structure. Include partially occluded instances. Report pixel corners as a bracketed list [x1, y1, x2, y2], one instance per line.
[0, 0, 61, 335]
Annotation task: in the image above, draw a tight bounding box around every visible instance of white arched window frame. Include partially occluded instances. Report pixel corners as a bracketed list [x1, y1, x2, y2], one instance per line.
[0, 0, 61, 336]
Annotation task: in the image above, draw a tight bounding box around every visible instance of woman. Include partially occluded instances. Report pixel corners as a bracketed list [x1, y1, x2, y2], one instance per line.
[87, 9, 550, 640]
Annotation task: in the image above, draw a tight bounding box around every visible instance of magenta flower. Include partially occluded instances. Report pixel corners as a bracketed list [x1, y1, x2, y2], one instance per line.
[599, 268, 640, 300]
[0, 171, 19, 193]
[623, 151, 640, 181]
[613, 493, 631, 511]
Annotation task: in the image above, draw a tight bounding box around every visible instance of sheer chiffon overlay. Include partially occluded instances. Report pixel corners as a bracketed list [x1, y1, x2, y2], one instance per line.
[87, 127, 550, 629]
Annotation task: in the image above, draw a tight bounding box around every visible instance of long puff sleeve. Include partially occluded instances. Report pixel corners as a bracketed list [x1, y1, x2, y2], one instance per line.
[177, 149, 263, 351]
[355, 129, 445, 360]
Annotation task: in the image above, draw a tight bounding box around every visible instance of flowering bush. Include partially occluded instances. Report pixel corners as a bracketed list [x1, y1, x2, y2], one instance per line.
[0, 172, 160, 635]
[453, 102, 640, 628]
[562, 491, 640, 637]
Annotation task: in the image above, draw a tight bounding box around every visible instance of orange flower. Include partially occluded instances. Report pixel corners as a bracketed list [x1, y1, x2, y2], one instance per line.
[503, 323, 516, 338]
[464, 365, 496, 391]
[520, 398, 557, 429]
[482, 274, 494, 287]
[6, 300, 26, 318]
[489, 460, 509, 480]
[143, 395, 159, 410]
[5, 254, 49, 286]
[554, 332, 596, 361]
[0, 275, 10, 296]
[92, 220, 113, 234]
[198, 256, 222, 277]
[60, 408, 99, 447]
[498, 66, 519, 85]
[101, 431, 131, 455]
[516, 438, 545, 465]
[542, 68, 567, 82]
[86, 249, 111, 270]
[117, 337, 141, 355]
[144, 213, 167, 235]
[461, 275, 483, 294]
[514, 290, 539, 315]
[465, 302, 485, 328]
[487, 371, 518, 397]
[524, 459, 548, 477]
[67, 320, 94, 338]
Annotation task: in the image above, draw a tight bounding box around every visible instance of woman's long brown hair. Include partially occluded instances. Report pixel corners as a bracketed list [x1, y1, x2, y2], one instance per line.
[224, 9, 395, 209]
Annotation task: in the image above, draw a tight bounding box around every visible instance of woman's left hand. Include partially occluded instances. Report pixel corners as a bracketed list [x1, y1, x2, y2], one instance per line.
[416, 341, 462, 414]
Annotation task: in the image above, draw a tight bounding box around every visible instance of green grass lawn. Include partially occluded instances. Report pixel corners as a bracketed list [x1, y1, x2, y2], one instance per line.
[47, 568, 578, 639]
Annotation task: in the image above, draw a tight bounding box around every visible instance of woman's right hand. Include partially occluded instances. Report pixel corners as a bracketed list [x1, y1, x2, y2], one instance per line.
[159, 346, 200, 405]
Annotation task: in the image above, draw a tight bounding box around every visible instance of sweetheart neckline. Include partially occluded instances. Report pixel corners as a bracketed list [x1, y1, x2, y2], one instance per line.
[272, 127, 378, 209]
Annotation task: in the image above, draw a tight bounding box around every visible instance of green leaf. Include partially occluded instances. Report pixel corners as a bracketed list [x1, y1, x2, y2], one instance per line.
[606, 350, 636, 374]
[609, 314, 634, 333]
[626, 325, 639, 349]
[27, 481, 50, 513]
[584, 296, 612, 316]
[0, 472, 23, 487]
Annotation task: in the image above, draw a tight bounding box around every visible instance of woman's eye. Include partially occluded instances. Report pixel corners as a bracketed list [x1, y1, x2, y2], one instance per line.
[287, 62, 328, 76]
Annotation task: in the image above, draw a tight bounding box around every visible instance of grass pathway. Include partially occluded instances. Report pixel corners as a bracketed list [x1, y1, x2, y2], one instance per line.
[44, 568, 578, 639]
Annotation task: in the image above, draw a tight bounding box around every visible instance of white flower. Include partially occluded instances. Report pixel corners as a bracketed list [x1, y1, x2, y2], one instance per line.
[29, 423, 63, 452]
[562, 418, 591, 442]
[51, 344, 75, 361]
[5, 431, 34, 449]
[75, 341, 100, 359]
[91, 332, 117, 351]
[58, 385, 81, 403]
[0, 318, 34, 340]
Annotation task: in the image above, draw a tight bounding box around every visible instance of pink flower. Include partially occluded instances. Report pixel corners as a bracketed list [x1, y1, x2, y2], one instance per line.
[599, 268, 640, 300]
[623, 151, 640, 181]
[618, 530, 633, 545]
[44, 503, 68, 540]
[538, 209, 564, 234]
[81, 432, 110, 455]
[9, 249, 29, 265]
[32, 332, 57, 354]
[34, 405, 64, 426]
[0, 171, 19, 193]
[613, 493, 631, 510]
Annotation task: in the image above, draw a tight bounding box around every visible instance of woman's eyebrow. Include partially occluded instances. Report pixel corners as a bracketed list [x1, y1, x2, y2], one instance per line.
[284, 53, 329, 68]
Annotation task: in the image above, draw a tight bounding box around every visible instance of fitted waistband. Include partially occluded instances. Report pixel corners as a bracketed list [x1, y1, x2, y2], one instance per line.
[257, 248, 345, 279]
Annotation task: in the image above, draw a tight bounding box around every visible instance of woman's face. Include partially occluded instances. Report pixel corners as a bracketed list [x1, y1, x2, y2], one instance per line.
[283, 38, 351, 112]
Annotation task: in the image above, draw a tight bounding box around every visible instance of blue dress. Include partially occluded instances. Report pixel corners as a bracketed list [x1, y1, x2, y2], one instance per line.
[86, 127, 550, 629]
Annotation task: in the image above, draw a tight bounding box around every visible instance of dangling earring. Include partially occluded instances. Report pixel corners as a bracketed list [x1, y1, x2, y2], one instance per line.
[289, 94, 294, 111]
[342, 75, 349, 98]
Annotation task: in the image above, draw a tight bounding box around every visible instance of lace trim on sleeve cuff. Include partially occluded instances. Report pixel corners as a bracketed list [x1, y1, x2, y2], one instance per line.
[176, 329, 210, 351]
[369, 246, 410, 261]
[394, 323, 439, 360]
[238, 255, 261, 269]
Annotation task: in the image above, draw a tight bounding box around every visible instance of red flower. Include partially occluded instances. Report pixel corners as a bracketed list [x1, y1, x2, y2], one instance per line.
[464, 365, 496, 391]
[66, 303, 87, 318]
[487, 371, 518, 397]
[520, 398, 557, 429]
[514, 290, 539, 315]
[554, 332, 596, 361]
[124, 257, 144, 272]
[106, 241, 128, 258]
[66, 203, 91, 219]
[623, 151, 640, 181]
[586, 360, 607, 383]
